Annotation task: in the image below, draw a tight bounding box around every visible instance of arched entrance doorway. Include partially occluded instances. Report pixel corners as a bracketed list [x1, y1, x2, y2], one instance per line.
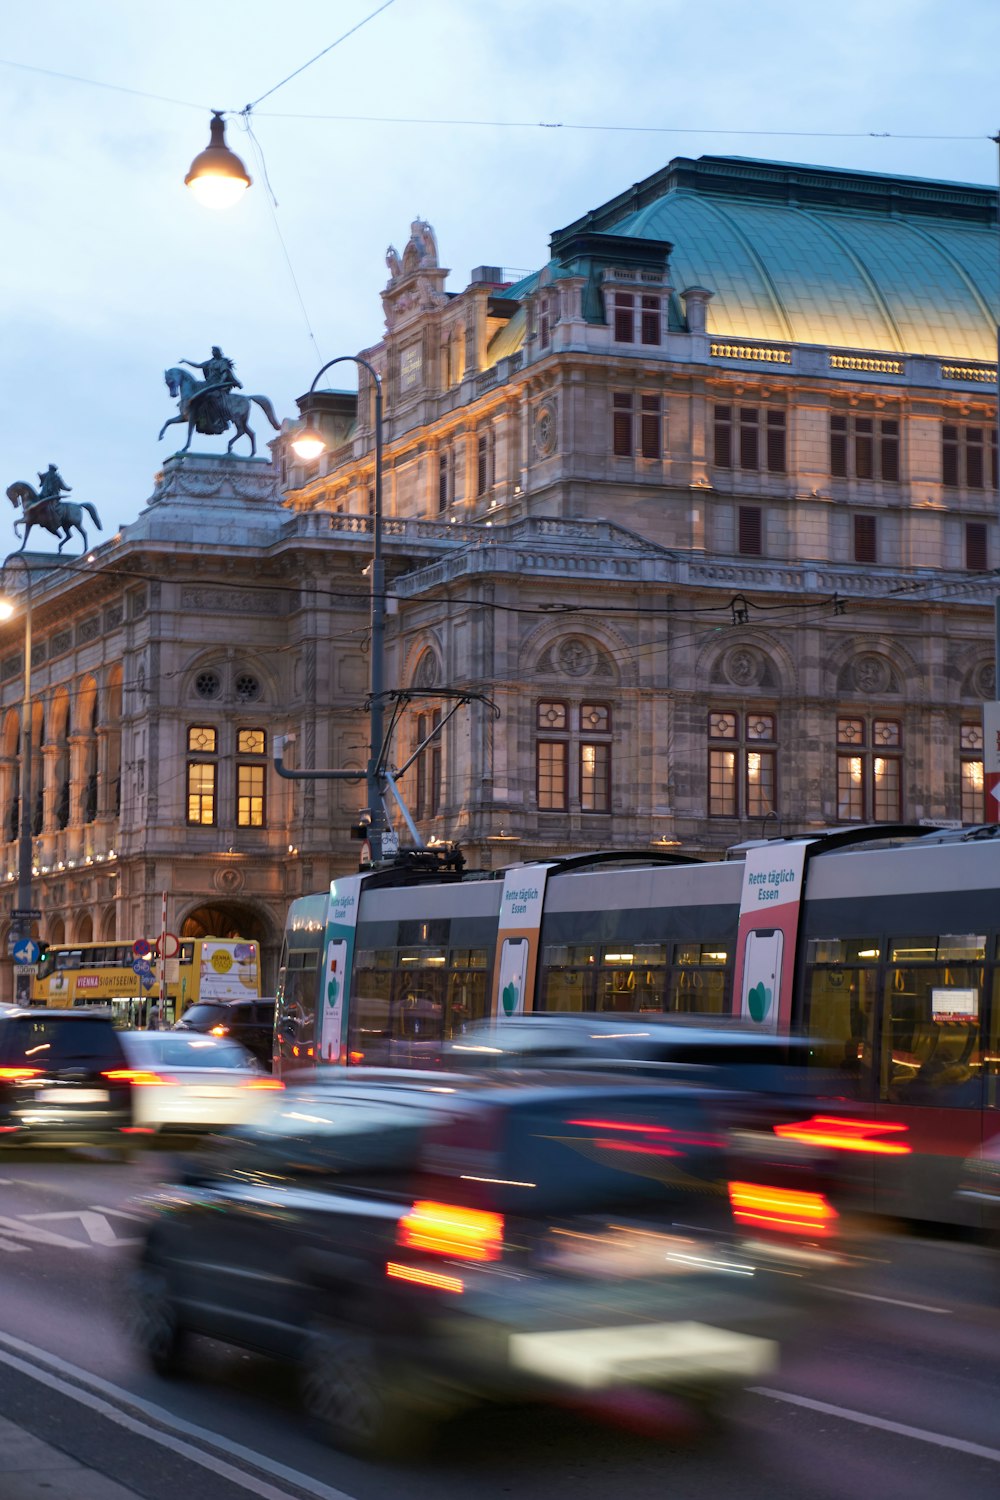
[180, 902, 277, 993]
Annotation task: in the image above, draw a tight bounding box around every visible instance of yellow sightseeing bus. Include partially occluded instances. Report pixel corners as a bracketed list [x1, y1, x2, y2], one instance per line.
[31, 938, 261, 1028]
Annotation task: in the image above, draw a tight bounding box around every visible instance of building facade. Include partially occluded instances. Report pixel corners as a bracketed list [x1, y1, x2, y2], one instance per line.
[3, 154, 998, 993]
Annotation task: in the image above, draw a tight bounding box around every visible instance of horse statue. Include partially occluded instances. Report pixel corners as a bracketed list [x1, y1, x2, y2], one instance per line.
[159, 367, 281, 457]
[6, 476, 102, 553]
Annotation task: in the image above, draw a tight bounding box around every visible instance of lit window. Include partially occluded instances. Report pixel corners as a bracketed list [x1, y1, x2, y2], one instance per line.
[236, 764, 265, 827]
[708, 711, 776, 819]
[535, 699, 612, 814]
[188, 726, 217, 753]
[238, 728, 266, 755]
[836, 717, 901, 822]
[961, 722, 984, 824]
[187, 763, 216, 826]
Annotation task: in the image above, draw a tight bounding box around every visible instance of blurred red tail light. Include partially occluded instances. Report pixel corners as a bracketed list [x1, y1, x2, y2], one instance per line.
[209, 1025, 230, 1037]
[397, 1200, 504, 1262]
[773, 1115, 911, 1156]
[243, 1078, 284, 1090]
[728, 1180, 838, 1237]
[386, 1261, 464, 1294]
[102, 1069, 172, 1087]
[0, 1068, 41, 1081]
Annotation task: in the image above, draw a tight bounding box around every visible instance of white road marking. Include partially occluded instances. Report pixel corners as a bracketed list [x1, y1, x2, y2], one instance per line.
[0, 1331, 360, 1500]
[753, 1387, 1000, 1462]
[817, 1285, 953, 1314]
[0, 1237, 29, 1253]
[90, 1205, 147, 1222]
[0, 1215, 91, 1250]
[22, 1210, 139, 1247]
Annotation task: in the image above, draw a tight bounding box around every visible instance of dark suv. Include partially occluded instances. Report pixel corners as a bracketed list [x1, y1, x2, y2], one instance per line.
[130, 1068, 844, 1454]
[0, 1006, 135, 1150]
[172, 998, 275, 1067]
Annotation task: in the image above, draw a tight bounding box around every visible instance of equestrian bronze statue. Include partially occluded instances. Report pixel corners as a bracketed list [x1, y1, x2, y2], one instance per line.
[159, 346, 280, 457]
[6, 465, 103, 552]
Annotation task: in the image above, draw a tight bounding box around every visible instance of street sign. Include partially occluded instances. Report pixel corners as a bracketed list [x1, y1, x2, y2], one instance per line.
[11, 938, 40, 965]
[132, 959, 153, 978]
[12, 908, 41, 921]
[13, 963, 38, 978]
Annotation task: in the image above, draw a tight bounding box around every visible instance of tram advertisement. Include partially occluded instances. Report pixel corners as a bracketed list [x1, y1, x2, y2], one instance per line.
[490, 866, 554, 1020]
[320, 874, 364, 1062]
[734, 842, 809, 1030]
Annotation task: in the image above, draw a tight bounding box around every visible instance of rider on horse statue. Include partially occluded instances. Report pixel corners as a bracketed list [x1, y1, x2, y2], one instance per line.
[180, 347, 243, 435]
[38, 464, 72, 506]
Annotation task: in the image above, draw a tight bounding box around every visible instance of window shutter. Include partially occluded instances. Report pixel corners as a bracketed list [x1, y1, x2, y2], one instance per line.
[831, 415, 848, 477]
[738, 506, 762, 556]
[942, 425, 959, 487]
[966, 521, 988, 571]
[879, 419, 899, 482]
[765, 411, 786, 473]
[967, 428, 985, 490]
[854, 417, 874, 481]
[714, 406, 732, 468]
[739, 408, 759, 471]
[613, 293, 634, 342]
[612, 394, 633, 457]
[854, 514, 877, 563]
[640, 296, 660, 346]
[640, 396, 661, 458]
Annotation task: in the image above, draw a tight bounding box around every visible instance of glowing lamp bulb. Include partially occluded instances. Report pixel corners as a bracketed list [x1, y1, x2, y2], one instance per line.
[291, 425, 326, 462]
[0, 600, 14, 622]
[185, 112, 251, 210]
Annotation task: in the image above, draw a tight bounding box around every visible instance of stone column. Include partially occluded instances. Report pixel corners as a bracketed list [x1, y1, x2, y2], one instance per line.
[96, 726, 113, 818]
[0, 755, 15, 849]
[41, 743, 60, 833]
[68, 734, 88, 830]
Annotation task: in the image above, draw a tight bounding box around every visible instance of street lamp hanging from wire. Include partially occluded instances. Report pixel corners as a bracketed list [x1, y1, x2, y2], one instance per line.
[185, 111, 252, 209]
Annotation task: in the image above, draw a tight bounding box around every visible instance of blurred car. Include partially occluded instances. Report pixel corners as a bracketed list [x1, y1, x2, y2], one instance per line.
[119, 1030, 282, 1135]
[130, 1067, 848, 1455]
[0, 1005, 136, 1152]
[446, 1015, 867, 1217]
[172, 998, 275, 1067]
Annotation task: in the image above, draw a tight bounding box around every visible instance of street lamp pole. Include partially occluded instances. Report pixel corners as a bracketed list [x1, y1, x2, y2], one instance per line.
[288, 356, 390, 851]
[0, 557, 34, 1001]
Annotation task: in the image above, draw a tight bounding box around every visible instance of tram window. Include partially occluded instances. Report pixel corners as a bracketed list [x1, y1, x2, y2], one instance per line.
[890, 935, 985, 963]
[538, 944, 599, 1013]
[663, 944, 729, 1017]
[882, 939, 984, 1107]
[802, 938, 878, 1094]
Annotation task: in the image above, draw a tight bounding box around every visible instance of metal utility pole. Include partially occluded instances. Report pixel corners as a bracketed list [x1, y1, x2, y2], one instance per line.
[279, 355, 394, 862]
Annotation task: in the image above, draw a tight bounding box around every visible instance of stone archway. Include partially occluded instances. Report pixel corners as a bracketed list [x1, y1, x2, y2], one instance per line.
[180, 901, 278, 993]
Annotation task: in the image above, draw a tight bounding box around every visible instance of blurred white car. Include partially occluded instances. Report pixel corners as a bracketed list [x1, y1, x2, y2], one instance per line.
[119, 1031, 282, 1134]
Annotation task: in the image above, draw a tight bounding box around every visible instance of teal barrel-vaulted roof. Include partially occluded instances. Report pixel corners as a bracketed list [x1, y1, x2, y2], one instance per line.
[552, 156, 1000, 360]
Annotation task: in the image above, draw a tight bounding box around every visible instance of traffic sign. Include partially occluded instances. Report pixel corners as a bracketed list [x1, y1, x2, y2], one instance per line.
[12, 908, 41, 920]
[13, 963, 37, 978]
[11, 938, 39, 965]
[133, 939, 154, 960]
[132, 959, 153, 978]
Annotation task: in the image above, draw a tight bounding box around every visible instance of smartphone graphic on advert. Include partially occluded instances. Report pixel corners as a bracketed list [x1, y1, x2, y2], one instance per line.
[741, 928, 783, 1027]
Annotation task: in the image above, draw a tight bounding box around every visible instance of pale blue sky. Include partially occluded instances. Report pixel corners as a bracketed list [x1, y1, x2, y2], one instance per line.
[0, 0, 998, 559]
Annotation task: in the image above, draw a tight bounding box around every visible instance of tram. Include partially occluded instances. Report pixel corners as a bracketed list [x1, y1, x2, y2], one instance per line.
[273, 826, 1000, 1226]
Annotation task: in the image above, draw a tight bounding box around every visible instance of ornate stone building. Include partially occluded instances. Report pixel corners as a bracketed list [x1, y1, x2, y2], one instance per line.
[2, 154, 998, 994]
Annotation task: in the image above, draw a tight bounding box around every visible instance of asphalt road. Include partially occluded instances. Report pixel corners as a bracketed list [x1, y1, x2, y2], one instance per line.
[0, 1150, 998, 1500]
